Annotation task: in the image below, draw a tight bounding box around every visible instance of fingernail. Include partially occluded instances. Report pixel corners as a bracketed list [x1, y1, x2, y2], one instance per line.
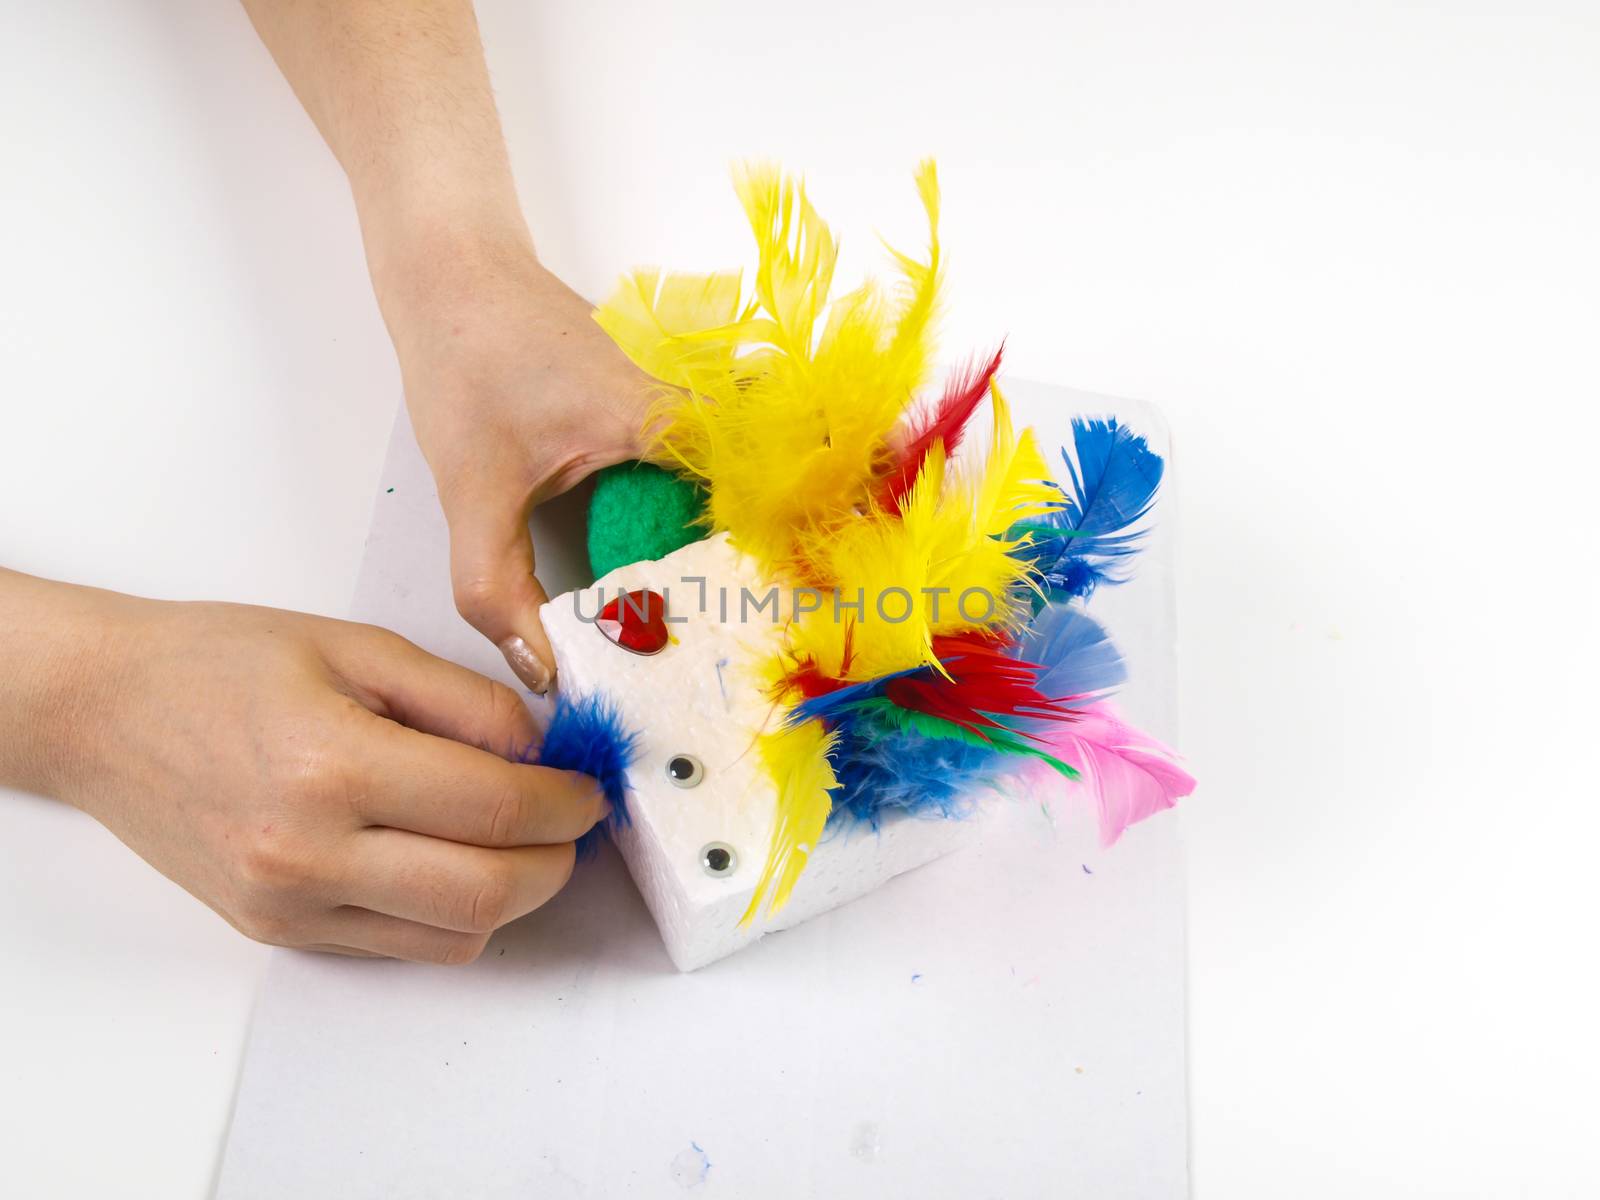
[500, 635, 552, 695]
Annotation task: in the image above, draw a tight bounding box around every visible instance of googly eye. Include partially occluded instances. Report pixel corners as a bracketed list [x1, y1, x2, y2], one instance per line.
[700, 842, 738, 878]
[665, 754, 704, 788]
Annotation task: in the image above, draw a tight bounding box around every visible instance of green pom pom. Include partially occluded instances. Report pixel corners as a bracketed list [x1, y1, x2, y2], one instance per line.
[586, 462, 707, 579]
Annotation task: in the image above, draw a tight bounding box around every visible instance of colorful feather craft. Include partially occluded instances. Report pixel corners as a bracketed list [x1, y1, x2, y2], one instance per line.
[1012, 418, 1165, 602]
[591, 163, 1188, 921]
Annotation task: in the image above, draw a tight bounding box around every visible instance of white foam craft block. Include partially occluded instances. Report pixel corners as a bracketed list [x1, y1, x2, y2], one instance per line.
[541, 532, 969, 971]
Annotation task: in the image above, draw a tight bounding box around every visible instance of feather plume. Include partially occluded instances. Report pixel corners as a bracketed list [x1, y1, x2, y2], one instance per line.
[827, 727, 995, 829]
[972, 382, 1059, 536]
[1012, 418, 1164, 600]
[903, 631, 1075, 731]
[840, 697, 1078, 776]
[786, 663, 920, 726]
[784, 386, 1055, 684]
[879, 345, 1004, 509]
[1008, 604, 1127, 717]
[1023, 702, 1194, 845]
[789, 630, 1081, 778]
[530, 693, 639, 858]
[740, 720, 841, 925]
[594, 162, 944, 577]
[591, 268, 752, 395]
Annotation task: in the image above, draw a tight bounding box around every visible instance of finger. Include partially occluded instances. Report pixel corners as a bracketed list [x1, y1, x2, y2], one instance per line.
[443, 482, 556, 695]
[300, 945, 385, 958]
[328, 624, 539, 758]
[352, 716, 609, 846]
[343, 828, 576, 933]
[313, 907, 494, 966]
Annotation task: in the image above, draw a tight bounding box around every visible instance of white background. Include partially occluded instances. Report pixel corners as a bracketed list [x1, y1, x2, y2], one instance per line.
[2, 1, 1597, 1197]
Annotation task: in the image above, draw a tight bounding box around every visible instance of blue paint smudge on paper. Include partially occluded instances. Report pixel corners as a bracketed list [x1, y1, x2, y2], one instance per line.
[670, 1142, 711, 1189]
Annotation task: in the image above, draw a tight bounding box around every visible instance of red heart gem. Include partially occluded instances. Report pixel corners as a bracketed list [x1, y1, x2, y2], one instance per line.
[596, 588, 670, 655]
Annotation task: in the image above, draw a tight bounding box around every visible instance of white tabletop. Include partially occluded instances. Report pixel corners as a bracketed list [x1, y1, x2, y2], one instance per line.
[3, 3, 1597, 1197]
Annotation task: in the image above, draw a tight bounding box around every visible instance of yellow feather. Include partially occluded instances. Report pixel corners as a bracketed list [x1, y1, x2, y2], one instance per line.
[779, 388, 1053, 684]
[971, 381, 1059, 535]
[878, 159, 942, 396]
[732, 163, 839, 366]
[592, 268, 752, 393]
[592, 162, 945, 580]
[739, 720, 840, 926]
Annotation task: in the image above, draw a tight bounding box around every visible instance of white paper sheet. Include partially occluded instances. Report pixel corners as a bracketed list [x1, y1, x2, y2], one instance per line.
[215, 380, 1188, 1199]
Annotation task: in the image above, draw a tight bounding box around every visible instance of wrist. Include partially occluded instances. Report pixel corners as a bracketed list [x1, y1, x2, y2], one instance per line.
[361, 192, 541, 338]
[0, 572, 136, 802]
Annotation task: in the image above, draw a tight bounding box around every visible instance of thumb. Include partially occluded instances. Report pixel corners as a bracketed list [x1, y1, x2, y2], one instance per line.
[444, 485, 557, 695]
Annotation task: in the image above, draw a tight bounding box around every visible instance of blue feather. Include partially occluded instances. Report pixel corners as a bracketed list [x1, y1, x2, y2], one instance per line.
[1012, 417, 1164, 601]
[825, 724, 1000, 831]
[529, 692, 638, 857]
[1010, 604, 1127, 719]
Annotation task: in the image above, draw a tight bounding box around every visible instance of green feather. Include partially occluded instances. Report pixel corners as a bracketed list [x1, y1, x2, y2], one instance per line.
[839, 697, 1080, 779]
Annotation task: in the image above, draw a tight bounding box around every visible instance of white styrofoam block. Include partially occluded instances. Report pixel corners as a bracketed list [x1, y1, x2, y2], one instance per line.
[540, 532, 970, 971]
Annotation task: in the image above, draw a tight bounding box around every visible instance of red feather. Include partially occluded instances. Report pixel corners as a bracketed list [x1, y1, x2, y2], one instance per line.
[880, 631, 1079, 741]
[779, 622, 859, 700]
[885, 675, 1013, 736]
[878, 344, 1005, 510]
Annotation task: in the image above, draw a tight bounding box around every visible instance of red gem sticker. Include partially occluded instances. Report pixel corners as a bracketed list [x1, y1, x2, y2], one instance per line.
[596, 589, 670, 655]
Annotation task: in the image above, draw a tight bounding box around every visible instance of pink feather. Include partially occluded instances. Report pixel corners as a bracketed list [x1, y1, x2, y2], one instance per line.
[1024, 701, 1195, 845]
